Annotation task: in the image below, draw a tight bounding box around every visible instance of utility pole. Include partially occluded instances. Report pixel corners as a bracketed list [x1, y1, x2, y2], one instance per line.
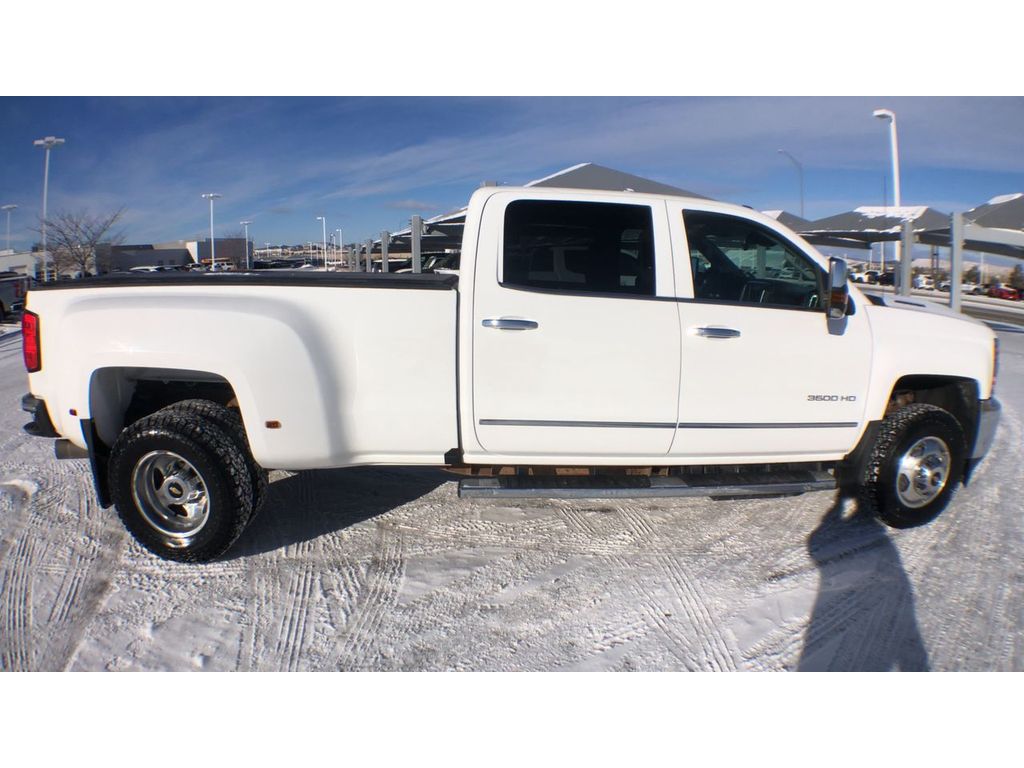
[316, 216, 328, 271]
[201, 193, 222, 270]
[33, 136, 65, 280]
[1, 205, 16, 252]
[240, 220, 252, 270]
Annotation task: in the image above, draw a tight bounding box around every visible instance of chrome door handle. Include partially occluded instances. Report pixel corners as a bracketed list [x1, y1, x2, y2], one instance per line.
[691, 326, 741, 339]
[482, 318, 539, 331]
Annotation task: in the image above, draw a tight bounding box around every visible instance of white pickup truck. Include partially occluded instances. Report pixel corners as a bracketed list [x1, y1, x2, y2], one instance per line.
[20, 185, 1000, 561]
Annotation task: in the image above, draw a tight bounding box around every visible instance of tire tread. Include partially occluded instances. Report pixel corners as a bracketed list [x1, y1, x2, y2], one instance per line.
[109, 407, 254, 562]
[860, 402, 965, 528]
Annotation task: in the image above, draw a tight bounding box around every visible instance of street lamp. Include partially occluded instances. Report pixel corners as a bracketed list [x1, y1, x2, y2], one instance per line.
[316, 215, 327, 271]
[240, 220, 252, 270]
[33, 136, 65, 281]
[1, 205, 17, 252]
[777, 149, 805, 219]
[873, 108, 902, 273]
[336, 228, 343, 270]
[201, 193, 222, 270]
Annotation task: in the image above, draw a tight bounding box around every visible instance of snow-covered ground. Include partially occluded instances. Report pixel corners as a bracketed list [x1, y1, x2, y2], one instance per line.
[1, 326, 1021, 671]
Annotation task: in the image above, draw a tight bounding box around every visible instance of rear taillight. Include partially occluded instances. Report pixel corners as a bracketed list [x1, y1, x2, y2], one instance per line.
[22, 310, 41, 373]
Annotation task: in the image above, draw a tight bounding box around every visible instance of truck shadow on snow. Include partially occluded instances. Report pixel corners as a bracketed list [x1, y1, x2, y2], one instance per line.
[227, 467, 451, 559]
[798, 496, 930, 671]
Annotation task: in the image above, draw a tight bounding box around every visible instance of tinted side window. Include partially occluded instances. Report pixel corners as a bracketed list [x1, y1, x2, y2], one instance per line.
[503, 200, 655, 296]
[684, 211, 824, 310]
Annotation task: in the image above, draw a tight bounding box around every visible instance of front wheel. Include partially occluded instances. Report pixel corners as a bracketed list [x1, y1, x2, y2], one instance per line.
[860, 403, 966, 529]
[108, 406, 255, 562]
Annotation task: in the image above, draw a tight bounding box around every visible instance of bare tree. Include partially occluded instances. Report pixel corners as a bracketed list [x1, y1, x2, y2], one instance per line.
[40, 208, 125, 278]
[1010, 264, 1024, 291]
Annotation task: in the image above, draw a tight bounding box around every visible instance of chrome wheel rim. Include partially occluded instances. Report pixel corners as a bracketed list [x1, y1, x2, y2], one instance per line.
[895, 436, 951, 509]
[131, 450, 210, 547]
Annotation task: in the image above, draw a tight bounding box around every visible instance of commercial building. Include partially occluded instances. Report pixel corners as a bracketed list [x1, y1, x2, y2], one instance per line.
[0, 249, 38, 277]
[191, 238, 249, 267]
[101, 242, 194, 272]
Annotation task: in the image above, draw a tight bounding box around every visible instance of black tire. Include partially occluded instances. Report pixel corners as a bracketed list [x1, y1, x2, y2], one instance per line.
[108, 406, 255, 562]
[860, 403, 966, 529]
[167, 399, 268, 516]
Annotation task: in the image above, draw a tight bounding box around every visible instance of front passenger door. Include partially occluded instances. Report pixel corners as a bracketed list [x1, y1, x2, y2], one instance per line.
[670, 208, 872, 460]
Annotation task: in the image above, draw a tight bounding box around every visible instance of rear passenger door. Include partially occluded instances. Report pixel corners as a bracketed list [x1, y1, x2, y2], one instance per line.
[471, 193, 682, 459]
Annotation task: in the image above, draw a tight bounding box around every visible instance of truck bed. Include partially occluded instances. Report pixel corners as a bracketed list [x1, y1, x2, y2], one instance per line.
[25, 271, 460, 469]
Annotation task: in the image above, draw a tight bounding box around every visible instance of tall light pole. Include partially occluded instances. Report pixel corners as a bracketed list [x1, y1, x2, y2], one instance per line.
[33, 136, 65, 281]
[1, 205, 16, 252]
[240, 220, 252, 270]
[201, 193, 222, 270]
[316, 215, 327, 271]
[776, 149, 805, 219]
[336, 228, 343, 270]
[873, 108, 902, 273]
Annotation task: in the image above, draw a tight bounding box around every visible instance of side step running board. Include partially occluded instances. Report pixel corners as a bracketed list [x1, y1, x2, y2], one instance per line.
[458, 470, 836, 500]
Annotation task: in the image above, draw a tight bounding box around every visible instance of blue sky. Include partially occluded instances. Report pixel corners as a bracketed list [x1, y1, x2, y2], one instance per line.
[1, 96, 1023, 254]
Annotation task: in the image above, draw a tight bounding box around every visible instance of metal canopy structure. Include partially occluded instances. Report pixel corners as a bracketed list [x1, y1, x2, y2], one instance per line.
[526, 162, 708, 198]
[762, 210, 812, 232]
[798, 206, 950, 245]
[961, 193, 1024, 230]
[382, 207, 467, 255]
[794, 194, 1024, 311]
[377, 163, 709, 259]
[362, 172, 1024, 316]
[918, 194, 1024, 259]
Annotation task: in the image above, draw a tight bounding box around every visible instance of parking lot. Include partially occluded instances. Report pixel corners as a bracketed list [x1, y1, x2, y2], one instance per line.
[1, 323, 1021, 672]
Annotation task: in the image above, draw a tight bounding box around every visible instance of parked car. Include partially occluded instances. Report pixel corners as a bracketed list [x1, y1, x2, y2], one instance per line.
[0, 271, 30, 321]
[938, 281, 979, 294]
[987, 285, 1020, 301]
[19, 185, 1000, 562]
[877, 271, 895, 286]
[128, 265, 178, 273]
[912, 275, 935, 290]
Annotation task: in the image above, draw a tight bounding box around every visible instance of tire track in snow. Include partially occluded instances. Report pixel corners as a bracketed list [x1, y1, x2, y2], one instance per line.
[0, 480, 40, 671]
[656, 553, 737, 670]
[612, 554, 704, 670]
[27, 462, 125, 671]
[237, 559, 259, 671]
[0, 534, 38, 670]
[273, 563, 317, 672]
[335, 526, 405, 669]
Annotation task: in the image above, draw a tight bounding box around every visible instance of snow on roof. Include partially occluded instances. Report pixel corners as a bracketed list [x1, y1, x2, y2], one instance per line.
[854, 206, 930, 221]
[525, 163, 592, 187]
[987, 193, 1024, 206]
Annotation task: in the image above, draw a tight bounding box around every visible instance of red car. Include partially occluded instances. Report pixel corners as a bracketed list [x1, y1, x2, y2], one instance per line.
[987, 285, 1020, 301]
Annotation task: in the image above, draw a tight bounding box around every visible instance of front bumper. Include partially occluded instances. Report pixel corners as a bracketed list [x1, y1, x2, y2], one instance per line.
[22, 393, 59, 438]
[970, 398, 1001, 460]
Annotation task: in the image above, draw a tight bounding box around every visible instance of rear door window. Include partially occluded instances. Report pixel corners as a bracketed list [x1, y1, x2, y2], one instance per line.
[503, 200, 655, 296]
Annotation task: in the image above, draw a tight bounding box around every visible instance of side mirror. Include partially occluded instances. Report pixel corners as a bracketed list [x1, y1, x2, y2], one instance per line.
[827, 257, 849, 320]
